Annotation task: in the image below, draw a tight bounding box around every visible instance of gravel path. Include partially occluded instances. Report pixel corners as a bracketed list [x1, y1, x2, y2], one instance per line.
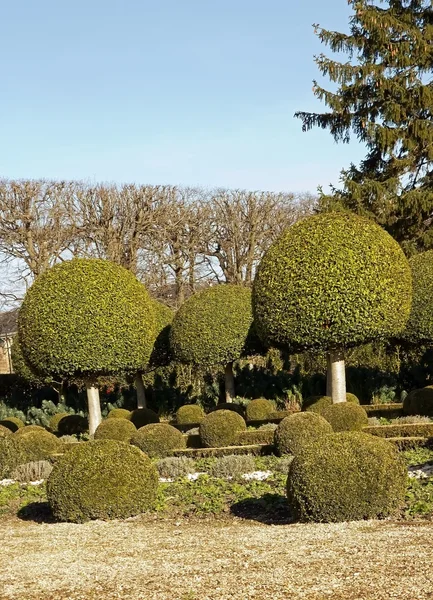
[1, 518, 433, 599]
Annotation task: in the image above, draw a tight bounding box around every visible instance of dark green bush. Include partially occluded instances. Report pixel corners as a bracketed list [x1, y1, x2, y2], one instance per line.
[404, 387, 433, 417]
[208, 403, 246, 417]
[404, 250, 433, 344]
[274, 412, 333, 456]
[321, 403, 368, 432]
[148, 300, 174, 369]
[199, 410, 247, 448]
[0, 417, 25, 432]
[107, 408, 131, 420]
[0, 424, 11, 438]
[57, 415, 88, 436]
[49, 413, 69, 433]
[253, 212, 412, 352]
[304, 394, 359, 414]
[94, 418, 137, 442]
[129, 408, 160, 428]
[131, 423, 186, 458]
[245, 399, 275, 421]
[47, 440, 158, 522]
[287, 432, 407, 522]
[176, 404, 205, 425]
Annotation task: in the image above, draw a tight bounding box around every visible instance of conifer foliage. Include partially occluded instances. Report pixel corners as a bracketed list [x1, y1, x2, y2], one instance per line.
[296, 0, 433, 255]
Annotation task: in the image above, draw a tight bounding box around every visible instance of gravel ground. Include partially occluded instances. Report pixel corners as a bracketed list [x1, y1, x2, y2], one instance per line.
[1, 518, 433, 600]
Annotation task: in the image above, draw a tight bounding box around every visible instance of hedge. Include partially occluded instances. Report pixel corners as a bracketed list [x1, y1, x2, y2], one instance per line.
[364, 423, 433, 438]
[172, 444, 274, 458]
[236, 429, 275, 446]
[361, 404, 403, 419]
[404, 250, 433, 344]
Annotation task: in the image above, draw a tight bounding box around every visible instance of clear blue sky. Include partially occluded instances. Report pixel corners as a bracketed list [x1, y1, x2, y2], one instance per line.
[0, 0, 365, 194]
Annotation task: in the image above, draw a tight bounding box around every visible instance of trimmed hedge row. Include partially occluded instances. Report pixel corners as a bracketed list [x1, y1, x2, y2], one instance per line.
[364, 423, 433, 438]
[172, 444, 274, 458]
[361, 404, 403, 419]
[236, 429, 275, 446]
[386, 437, 433, 450]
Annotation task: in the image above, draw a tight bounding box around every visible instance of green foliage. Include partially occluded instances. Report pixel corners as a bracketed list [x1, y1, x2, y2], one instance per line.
[209, 455, 255, 480]
[287, 432, 407, 522]
[49, 413, 69, 433]
[14, 425, 46, 438]
[10, 334, 49, 386]
[170, 285, 258, 367]
[131, 423, 186, 458]
[236, 429, 274, 445]
[321, 403, 368, 432]
[253, 212, 412, 352]
[404, 251, 433, 343]
[304, 394, 359, 414]
[176, 404, 205, 425]
[107, 408, 131, 420]
[0, 430, 62, 478]
[199, 410, 247, 448]
[0, 481, 47, 518]
[404, 387, 433, 416]
[405, 478, 433, 518]
[365, 423, 433, 439]
[274, 412, 332, 456]
[18, 258, 156, 379]
[129, 408, 160, 428]
[402, 447, 433, 467]
[57, 415, 88, 435]
[0, 417, 25, 432]
[47, 440, 158, 522]
[245, 399, 276, 421]
[94, 418, 137, 442]
[0, 424, 12, 438]
[148, 300, 174, 370]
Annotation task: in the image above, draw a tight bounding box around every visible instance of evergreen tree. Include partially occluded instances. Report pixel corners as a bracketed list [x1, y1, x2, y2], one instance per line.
[296, 0, 433, 255]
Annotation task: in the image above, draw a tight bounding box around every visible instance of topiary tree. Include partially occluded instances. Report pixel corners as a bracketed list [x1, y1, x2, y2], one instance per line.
[18, 259, 156, 435]
[253, 212, 412, 404]
[170, 285, 259, 402]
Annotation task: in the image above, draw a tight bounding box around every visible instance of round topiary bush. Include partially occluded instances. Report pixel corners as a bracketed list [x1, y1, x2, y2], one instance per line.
[403, 251, 433, 344]
[403, 386, 433, 417]
[107, 408, 131, 420]
[346, 393, 360, 404]
[57, 415, 88, 436]
[176, 405, 205, 425]
[129, 408, 160, 429]
[0, 417, 25, 433]
[46, 440, 159, 522]
[199, 410, 247, 448]
[0, 424, 12, 438]
[131, 423, 186, 458]
[0, 436, 30, 478]
[94, 418, 137, 442]
[208, 403, 246, 417]
[321, 403, 368, 432]
[14, 425, 46, 438]
[274, 412, 333, 456]
[0, 430, 63, 478]
[245, 398, 276, 421]
[304, 394, 359, 414]
[49, 413, 70, 433]
[287, 432, 407, 522]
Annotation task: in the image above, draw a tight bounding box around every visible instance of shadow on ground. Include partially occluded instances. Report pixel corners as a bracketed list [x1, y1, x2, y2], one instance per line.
[230, 493, 293, 525]
[17, 501, 56, 523]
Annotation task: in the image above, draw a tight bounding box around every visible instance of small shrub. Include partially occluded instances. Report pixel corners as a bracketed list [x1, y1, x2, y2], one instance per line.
[0, 430, 62, 478]
[47, 440, 159, 522]
[245, 399, 276, 421]
[94, 419, 137, 442]
[107, 408, 131, 420]
[404, 387, 433, 417]
[0, 417, 25, 433]
[129, 408, 160, 429]
[304, 394, 359, 414]
[199, 410, 247, 448]
[156, 456, 196, 479]
[176, 405, 205, 425]
[394, 415, 432, 424]
[11, 460, 53, 482]
[0, 437, 30, 478]
[14, 425, 46, 438]
[287, 432, 407, 522]
[210, 455, 255, 479]
[274, 412, 333, 456]
[0, 424, 12, 438]
[49, 412, 69, 433]
[258, 423, 278, 431]
[131, 423, 186, 458]
[208, 403, 246, 417]
[321, 403, 368, 432]
[57, 415, 88, 436]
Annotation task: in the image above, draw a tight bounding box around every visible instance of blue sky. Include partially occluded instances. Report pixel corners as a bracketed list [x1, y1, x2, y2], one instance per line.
[0, 0, 366, 194]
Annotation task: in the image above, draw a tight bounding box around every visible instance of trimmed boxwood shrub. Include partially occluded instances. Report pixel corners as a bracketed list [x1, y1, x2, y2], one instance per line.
[0, 424, 12, 438]
[199, 410, 247, 448]
[274, 412, 333, 456]
[321, 403, 368, 432]
[14, 425, 46, 438]
[287, 432, 407, 522]
[208, 403, 246, 417]
[176, 405, 205, 425]
[0, 417, 25, 433]
[94, 418, 137, 442]
[245, 399, 275, 421]
[129, 408, 160, 428]
[131, 423, 186, 458]
[47, 440, 158, 522]
[57, 415, 88, 436]
[107, 408, 131, 420]
[304, 394, 359, 414]
[403, 387, 433, 417]
[236, 429, 274, 445]
[364, 423, 433, 438]
[49, 413, 69, 433]
[0, 430, 63, 478]
[403, 250, 433, 344]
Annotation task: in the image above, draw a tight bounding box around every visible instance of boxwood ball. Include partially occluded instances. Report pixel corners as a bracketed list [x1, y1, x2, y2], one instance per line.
[253, 212, 412, 352]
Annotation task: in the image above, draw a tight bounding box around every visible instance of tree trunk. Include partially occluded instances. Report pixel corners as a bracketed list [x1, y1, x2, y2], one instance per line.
[225, 362, 235, 403]
[327, 350, 346, 404]
[135, 373, 147, 409]
[86, 383, 102, 436]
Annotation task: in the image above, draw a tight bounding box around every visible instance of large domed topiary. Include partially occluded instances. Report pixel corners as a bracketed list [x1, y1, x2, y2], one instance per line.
[18, 258, 156, 434]
[46, 440, 158, 522]
[403, 251, 433, 344]
[321, 403, 368, 432]
[170, 285, 260, 402]
[274, 412, 333, 456]
[131, 423, 186, 458]
[304, 394, 359, 414]
[403, 386, 433, 417]
[199, 410, 247, 448]
[94, 418, 137, 442]
[287, 432, 407, 522]
[245, 398, 276, 421]
[253, 212, 412, 404]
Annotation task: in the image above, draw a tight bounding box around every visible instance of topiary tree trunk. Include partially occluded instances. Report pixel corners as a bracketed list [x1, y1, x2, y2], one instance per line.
[86, 383, 102, 436]
[225, 361, 235, 402]
[135, 373, 147, 409]
[327, 350, 346, 404]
